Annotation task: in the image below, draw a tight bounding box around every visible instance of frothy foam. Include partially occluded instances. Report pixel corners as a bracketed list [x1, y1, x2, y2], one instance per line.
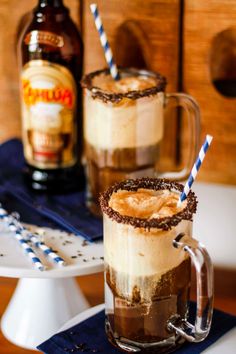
[104, 215, 191, 302]
[84, 91, 164, 150]
[109, 188, 186, 219]
[93, 75, 157, 93]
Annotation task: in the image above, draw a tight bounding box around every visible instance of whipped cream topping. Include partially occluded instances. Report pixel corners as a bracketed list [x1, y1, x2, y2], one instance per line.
[109, 188, 186, 219]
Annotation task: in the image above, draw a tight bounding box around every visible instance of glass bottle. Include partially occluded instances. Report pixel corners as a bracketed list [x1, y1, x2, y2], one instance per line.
[18, 0, 84, 192]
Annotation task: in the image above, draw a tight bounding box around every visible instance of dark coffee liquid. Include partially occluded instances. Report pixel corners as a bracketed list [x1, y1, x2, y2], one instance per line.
[105, 258, 190, 352]
[85, 142, 160, 215]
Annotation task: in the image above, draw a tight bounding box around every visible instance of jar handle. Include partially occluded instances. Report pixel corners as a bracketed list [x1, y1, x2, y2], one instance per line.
[158, 93, 200, 180]
[167, 233, 214, 342]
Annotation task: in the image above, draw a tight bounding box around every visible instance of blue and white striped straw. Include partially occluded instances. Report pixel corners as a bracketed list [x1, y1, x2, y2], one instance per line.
[0, 206, 67, 270]
[11, 220, 66, 267]
[90, 3, 120, 81]
[178, 134, 213, 206]
[28, 233, 65, 266]
[0, 208, 45, 271]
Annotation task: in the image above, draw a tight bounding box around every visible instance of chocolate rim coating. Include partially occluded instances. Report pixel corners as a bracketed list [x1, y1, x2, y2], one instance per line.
[99, 178, 197, 231]
[80, 68, 167, 103]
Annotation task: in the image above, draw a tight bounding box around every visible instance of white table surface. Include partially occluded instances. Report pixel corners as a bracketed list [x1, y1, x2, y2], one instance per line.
[60, 304, 236, 354]
[192, 182, 236, 269]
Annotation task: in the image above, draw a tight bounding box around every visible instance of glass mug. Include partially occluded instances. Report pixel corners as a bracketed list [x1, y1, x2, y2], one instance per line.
[100, 178, 213, 353]
[81, 68, 200, 216]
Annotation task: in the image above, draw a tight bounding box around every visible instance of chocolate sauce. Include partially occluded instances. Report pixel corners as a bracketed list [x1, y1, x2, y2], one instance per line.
[105, 258, 191, 351]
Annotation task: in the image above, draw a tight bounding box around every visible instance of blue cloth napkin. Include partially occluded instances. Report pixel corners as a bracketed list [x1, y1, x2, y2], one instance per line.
[38, 303, 236, 354]
[0, 139, 102, 241]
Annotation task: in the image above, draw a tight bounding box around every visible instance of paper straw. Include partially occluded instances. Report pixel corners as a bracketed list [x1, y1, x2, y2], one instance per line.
[0, 206, 66, 269]
[178, 135, 213, 206]
[12, 220, 66, 267]
[28, 233, 66, 266]
[0, 208, 45, 271]
[90, 3, 120, 80]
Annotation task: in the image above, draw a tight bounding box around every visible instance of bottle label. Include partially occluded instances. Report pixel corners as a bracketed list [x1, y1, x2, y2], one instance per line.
[24, 31, 64, 48]
[21, 60, 77, 169]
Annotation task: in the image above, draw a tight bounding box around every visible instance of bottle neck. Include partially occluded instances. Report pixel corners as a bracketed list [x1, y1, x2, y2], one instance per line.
[35, 0, 69, 20]
[38, 0, 64, 7]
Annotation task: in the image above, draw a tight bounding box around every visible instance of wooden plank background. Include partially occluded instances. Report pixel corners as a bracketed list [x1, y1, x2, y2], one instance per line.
[83, 0, 180, 88]
[0, 0, 235, 184]
[183, 0, 236, 184]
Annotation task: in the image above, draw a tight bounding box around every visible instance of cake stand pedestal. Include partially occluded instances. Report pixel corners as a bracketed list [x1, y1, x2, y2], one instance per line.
[0, 225, 103, 350]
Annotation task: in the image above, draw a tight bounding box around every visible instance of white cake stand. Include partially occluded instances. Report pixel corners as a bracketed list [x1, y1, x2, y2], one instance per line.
[0, 224, 104, 350]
